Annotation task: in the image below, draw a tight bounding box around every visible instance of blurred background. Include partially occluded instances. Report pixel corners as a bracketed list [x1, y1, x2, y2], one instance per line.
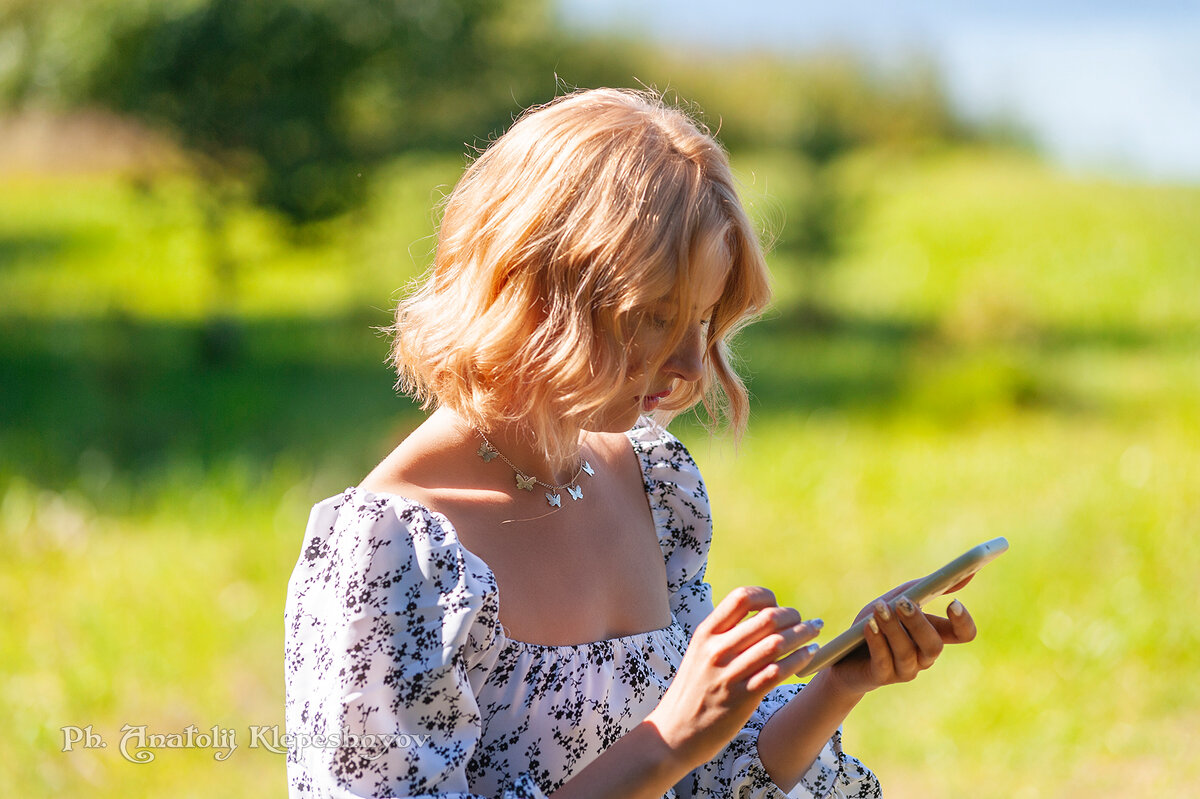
[1, 0, 1197, 796]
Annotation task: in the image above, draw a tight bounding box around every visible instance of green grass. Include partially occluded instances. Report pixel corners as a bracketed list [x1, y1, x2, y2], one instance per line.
[0, 153, 460, 320]
[2, 146, 1198, 797]
[693, 414, 1200, 796]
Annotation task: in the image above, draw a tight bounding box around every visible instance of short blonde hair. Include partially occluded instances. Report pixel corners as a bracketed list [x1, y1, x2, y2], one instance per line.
[388, 88, 772, 468]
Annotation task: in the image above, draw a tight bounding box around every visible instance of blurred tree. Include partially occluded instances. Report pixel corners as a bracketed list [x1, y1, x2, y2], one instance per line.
[32, 0, 534, 360]
[1, 1, 1009, 336]
[84, 0, 519, 219]
[0, 0, 40, 106]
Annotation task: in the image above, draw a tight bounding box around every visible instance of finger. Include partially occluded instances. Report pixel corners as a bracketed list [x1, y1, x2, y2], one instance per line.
[862, 613, 895, 682]
[947, 599, 977, 642]
[727, 618, 823, 681]
[924, 601, 978, 644]
[874, 600, 920, 681]
[878, 580, 918, 603]
[720, 604, 803, 654]
[702, 586, 779, 635]
[852, 581, 918, 623]
[946, 574, 975, 594]
[894, 597, 943, 669]
[745, 638, 820, 694]
[875, 573, 975, 610]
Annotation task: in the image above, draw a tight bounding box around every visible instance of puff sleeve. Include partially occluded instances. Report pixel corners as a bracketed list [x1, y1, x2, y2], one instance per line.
[628, 419, 882, 799]
[284, 490, 548, 799]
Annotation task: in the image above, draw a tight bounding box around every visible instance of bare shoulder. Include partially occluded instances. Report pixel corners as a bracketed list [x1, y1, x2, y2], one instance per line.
[581, 428, 648, 492]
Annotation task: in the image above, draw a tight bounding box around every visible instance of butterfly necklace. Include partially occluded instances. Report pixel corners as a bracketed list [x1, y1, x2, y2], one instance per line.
[475, 431, 594, 508]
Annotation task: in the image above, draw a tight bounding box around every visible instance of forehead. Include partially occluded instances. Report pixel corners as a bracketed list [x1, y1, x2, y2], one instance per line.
[648, 256, 728, 313]
[684, 234, 732, 311]
[639, 226, 733, 315]
[684, 262, 728, 315]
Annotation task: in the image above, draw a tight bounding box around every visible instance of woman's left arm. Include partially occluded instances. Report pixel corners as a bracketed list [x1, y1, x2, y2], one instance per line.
[756, 596, 978, 793]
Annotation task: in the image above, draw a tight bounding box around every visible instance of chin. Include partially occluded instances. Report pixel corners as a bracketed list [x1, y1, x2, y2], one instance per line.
[586, 404, 644, 434]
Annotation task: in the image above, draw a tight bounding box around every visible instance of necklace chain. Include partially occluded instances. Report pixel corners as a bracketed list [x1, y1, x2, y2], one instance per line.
[475, 430, 595, 507]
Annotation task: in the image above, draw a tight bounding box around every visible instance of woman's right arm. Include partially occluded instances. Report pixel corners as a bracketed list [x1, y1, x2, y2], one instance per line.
[550, 587, 821, 799]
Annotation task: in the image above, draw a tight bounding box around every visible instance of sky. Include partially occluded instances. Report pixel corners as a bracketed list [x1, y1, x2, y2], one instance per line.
[558, 0, 1200, 181]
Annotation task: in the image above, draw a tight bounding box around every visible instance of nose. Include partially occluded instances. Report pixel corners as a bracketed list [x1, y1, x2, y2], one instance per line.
[663, 324, 706, 384]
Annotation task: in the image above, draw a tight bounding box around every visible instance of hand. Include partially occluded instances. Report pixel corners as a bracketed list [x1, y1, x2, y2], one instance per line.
[645, 586, 822, 769]
[823, 583, 977, 698]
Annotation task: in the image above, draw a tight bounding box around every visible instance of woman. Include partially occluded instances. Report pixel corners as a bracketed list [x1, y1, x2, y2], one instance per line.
[284, 88, 976, 798]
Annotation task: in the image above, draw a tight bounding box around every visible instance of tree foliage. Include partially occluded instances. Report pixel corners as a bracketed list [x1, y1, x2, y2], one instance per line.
[80, 0, 516, 224]
[2, 2, 986, 220]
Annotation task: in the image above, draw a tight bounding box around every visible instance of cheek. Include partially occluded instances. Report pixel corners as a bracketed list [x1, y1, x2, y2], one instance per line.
[624, 353, 662, 389]
[626, 328, 670, 371]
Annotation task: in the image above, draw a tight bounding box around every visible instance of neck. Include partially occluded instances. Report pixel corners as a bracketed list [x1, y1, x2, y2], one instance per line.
[435, 407, 583, 486]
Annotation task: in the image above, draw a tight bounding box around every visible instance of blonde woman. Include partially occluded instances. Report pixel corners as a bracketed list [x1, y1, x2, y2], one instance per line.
[284, 88, 976, 799]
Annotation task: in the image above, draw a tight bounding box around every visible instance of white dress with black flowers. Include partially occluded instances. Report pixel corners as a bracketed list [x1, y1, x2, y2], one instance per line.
[284, 418, 881, 799]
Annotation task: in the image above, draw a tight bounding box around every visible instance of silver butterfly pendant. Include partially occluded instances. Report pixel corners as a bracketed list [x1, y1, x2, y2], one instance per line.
[545, 492, 562, 507]
[477, 443, 498, 462]
[567, 485, 583, 501]
[581, 460, 595, 476]
[515, 473, 536, 491]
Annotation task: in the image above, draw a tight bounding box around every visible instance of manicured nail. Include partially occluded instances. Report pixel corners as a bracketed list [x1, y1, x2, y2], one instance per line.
[867, 617, 879, 634]
[805, 643, 820, 656]
[874, 600, 891, 621]
[793, 619, 823, 636]
[896, 597, 917, 617]
[949, 599, 965, 617]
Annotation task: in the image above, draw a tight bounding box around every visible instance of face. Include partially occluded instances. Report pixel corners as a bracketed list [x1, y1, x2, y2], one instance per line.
[588, 254, 732, 433]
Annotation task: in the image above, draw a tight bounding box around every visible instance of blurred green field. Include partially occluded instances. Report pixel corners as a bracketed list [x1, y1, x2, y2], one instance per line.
[2, 147, 1198, 797]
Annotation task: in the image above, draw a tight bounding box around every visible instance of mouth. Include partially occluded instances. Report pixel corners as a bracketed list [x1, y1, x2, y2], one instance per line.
[641, 390, 671, 411]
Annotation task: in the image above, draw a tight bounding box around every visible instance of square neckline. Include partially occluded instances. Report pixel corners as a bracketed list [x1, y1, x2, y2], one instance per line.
[343, 418, 683, 652]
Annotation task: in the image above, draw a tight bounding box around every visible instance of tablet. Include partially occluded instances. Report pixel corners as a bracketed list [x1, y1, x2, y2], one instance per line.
[798, 536, 1009, 678]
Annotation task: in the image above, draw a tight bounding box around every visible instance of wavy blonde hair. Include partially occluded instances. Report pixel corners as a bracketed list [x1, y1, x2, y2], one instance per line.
[388, 88, 772, 469]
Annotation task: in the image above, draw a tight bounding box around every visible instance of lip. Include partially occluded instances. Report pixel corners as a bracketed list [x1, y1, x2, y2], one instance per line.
[641, 390, 671, 411]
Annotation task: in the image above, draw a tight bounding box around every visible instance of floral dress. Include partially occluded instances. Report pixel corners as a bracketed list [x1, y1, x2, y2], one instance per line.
[284, 418, 881, 798]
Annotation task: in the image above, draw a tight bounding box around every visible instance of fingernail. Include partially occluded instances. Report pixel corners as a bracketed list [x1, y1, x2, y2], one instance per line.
[874, 600, 891, 621]
[806, 643, 820, 656]
[867, 617, 879, 634]
[896, 597, 917, 617]
[949, 599, 965, 617]
[793, 618, 823, 635]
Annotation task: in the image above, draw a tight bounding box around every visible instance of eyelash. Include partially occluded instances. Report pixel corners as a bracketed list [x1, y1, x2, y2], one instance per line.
[652, 316, 713, 331]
